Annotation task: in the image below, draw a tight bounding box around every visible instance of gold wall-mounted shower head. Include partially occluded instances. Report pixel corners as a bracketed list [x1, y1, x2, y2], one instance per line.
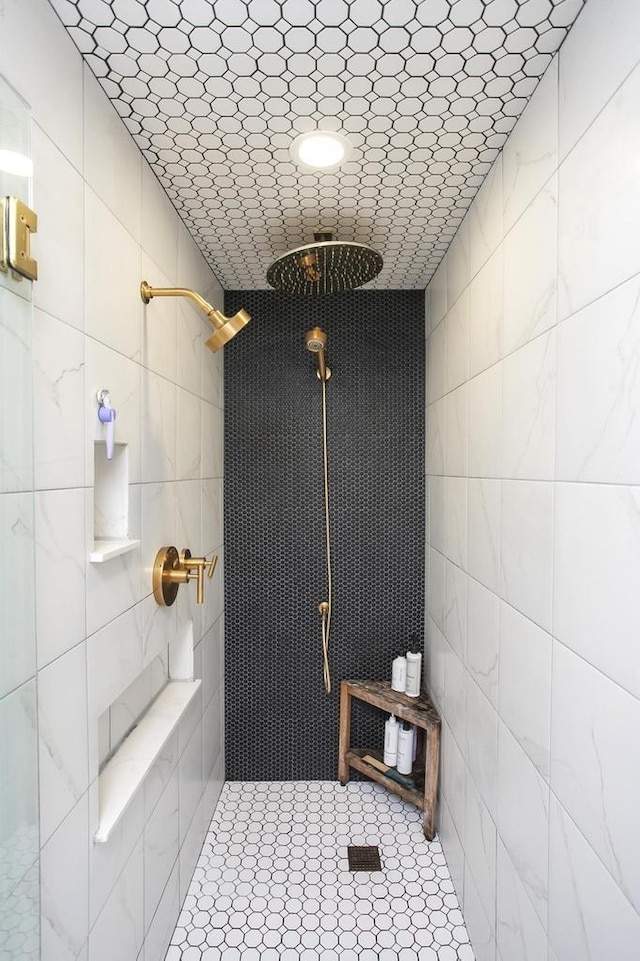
[140, 281, 250, 352]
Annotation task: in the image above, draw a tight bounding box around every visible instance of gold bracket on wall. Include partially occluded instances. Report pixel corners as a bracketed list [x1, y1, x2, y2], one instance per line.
[153, 546, 218, 607]
[0, 197, 38, 281]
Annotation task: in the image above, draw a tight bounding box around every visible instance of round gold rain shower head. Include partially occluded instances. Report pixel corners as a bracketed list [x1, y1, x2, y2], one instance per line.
[267, 232, 383, 295]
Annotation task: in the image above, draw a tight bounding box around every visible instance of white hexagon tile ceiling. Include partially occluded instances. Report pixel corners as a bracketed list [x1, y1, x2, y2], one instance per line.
[49, 0, 585, 289]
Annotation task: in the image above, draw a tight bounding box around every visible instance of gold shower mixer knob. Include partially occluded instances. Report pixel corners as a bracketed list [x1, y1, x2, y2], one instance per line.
[152, 546, 218, 607]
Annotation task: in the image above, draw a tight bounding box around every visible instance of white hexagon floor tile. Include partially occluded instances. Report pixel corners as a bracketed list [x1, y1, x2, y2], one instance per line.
[166, 781, 474, 961]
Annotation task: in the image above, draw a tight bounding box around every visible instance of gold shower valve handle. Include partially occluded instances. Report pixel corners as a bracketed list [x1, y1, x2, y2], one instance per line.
[206, 554, 218, 579]
[152, 546, 218, 607]
[186, 552, 218, 605]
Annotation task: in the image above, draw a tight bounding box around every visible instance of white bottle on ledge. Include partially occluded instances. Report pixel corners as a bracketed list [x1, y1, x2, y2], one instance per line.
[391, 655, 407, 692]
[397, 722, 414, 775]
[405, 650, 422, 697]
[383, 714, 399, 766]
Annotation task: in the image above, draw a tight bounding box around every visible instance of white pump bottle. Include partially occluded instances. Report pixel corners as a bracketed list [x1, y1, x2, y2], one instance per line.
[384, 714, 400, 766]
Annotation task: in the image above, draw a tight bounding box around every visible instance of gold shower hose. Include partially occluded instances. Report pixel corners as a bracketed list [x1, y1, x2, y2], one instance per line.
[320, 373, 332, 694]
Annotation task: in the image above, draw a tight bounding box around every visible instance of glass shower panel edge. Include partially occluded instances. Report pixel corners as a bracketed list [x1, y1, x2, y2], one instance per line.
[0, 73, 39, 961]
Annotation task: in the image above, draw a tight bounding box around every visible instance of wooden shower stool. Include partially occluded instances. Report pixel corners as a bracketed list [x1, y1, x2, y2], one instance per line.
[338, 679, 441, 840]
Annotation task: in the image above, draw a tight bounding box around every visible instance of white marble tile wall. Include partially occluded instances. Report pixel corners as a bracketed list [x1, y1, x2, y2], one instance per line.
[425, 2, 640, 959]
[0, 1, 227, 959]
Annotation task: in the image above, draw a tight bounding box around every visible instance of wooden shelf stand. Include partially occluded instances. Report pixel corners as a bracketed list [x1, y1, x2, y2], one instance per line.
[338, 679, 441, 840]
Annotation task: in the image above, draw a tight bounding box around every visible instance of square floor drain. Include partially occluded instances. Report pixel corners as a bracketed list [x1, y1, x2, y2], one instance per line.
[347, 845, 382, 872]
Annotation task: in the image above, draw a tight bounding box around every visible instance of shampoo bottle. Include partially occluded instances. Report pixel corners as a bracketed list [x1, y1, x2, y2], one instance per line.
[391, 654, 407, 692]
[383, 714, 399, 767]
[405, 650, 422, 697]
[397, 722, 414, 775]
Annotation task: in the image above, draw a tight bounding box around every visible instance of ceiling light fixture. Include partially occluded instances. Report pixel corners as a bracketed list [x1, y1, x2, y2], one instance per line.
[289, 130, 353, 172]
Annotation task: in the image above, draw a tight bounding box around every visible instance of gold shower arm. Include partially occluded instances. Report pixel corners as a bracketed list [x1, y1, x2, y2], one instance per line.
[140, 280, 250, 352]
[141, 281, 218, 323]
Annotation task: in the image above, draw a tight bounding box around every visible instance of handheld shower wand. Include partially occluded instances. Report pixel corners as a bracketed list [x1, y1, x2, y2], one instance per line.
[305, 327, 331, 381]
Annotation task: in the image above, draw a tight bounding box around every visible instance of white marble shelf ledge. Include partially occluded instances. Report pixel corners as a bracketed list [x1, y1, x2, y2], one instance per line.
[95, 679, 201, 844]
[89, 538, 140, 563]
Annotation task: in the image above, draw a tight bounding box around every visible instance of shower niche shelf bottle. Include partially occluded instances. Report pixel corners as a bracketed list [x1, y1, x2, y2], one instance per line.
[90, 442, 140, 562]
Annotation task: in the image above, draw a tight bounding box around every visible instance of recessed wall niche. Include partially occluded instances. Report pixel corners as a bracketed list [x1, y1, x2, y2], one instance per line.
[98, 653, 167, 770]
[93, 619, 200, 844]
[90, 441, 140, 562]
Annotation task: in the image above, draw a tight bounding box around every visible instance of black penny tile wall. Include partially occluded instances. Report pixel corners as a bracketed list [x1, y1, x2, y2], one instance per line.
[224, 289, 425, 780]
